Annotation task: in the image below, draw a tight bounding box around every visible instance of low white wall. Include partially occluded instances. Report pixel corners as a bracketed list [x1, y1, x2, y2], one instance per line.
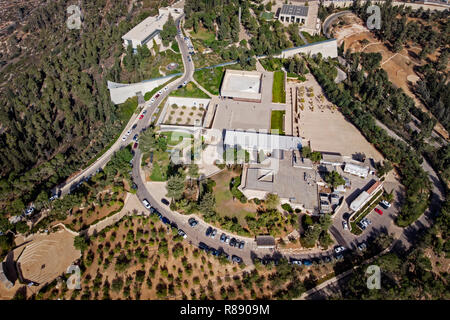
[276, 39, 338, 59]
[108, 75, 179, 104]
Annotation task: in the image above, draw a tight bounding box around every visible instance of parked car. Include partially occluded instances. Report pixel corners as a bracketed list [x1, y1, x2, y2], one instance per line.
[225, 236, 230, 244]
[210, 228, 217, 239]
[205, 227, 213, 237]
[150, 98, 155, 102]
[182, 81, 187, 86]
[220, 233, 227, 242]
[342, 220, 348, 230]
[132, 134, 139, 141]
[375, 208, 383, 215]
[178, 229, 187, 239]
[231, 255, 242, 264]
[188, 218, 198, 227]
[229, 238, 237, 247]
[122, 136, 127, 141]
[302, 259, 313, 266]
[161, 198, 170, 205]
[290, 259, 302, 266]
[334, 246, 345, 254]
[161, 217, 170, 225]
[357, 242, 367, 251]
[126, 130, 131, 136]
[380, 200, 391, 208]
[155, 93, 160, 99]
[238, 241, 245, 249]
[164, 86, 168, 91]
[198, 242, 209, 251]
[142, 110, 147, 115]
[132, 124, 137, 130]
[133, 142, 138, 149]
[139, 114, 144, 120]
[142, 199, 151, 209]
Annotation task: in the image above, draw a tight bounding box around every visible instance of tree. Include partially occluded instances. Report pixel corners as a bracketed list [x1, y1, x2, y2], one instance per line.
[325, 171, 345, 189]
[265, 193, 280, 210]
[198, 192, 216, 217]
[166, 174, 185, 201]
[74, 235, 89, 252]
[188, 164, 199, 179]
[160, 14, 177, 46]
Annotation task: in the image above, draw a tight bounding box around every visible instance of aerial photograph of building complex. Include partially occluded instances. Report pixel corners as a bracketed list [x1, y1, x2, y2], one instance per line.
[0, 0, 448, 311]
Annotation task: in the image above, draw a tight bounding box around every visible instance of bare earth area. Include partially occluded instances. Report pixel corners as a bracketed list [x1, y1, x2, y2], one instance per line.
[332, 14, 449, 140]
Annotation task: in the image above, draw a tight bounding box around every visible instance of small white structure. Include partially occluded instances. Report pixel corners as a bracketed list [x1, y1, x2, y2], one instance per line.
[220, 70, 262, 102]
[122, 7, 183, 51]
[224, 130, 302, 153]
[350, 191, 370, 212]
[344, 162, 370, 178]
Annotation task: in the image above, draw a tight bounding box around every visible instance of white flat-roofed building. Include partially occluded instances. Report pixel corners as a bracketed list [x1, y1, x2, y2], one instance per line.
[344, 162, 370, 178]
[278, 4, 309, 24]
[220, 69, 262, 102]
[224, 130, 302, 153]
[122, 7, 183, 51]
[350, 191, 370, 212]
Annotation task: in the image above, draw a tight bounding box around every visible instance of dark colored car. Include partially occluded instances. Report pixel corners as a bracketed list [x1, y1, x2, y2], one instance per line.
[133, 142, 138, 149]
[302, 259, 313, 266]
[198, 242, 209, 251]
[133, 134, 139, 141]
[155, 93, 160, 99]
[188, 218, 198, 227]
[161, 217, 170, 225]
[231, 255, 242, 264]
[229, 238, 237, 247]
[205, 226, 213, 237]
[210, 228, 217, 238]
[161, 198, 170, 205]
[238, 241, 245, 249]
[220, 233, 226, 242]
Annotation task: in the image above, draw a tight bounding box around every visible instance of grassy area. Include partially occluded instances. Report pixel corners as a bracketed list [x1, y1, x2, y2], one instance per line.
[141, 49, 184, 79]
[193, 67, 225, 95]
[160, 131, 193, 146]
[189, 27, 216, 42]
[149, 150, 170, 181]
[301, 32, 328, 44]
[259, 57, 284, 71]
[171, 41, 179, 53]
[212, 170, 257, 227]
[260, 11, 274, 20]
[272, 71, 286, 103]
[271, 110, 285, 135]
[169, 82, 210, 98]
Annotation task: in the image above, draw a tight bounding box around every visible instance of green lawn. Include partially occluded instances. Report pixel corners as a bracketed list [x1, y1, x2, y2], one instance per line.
[193, 67, 225, 96]
[260, 11, 274, 21]
[271, 110, 285, 135]
[149, 150, 170, 181]
[272, 71, 286, 103]
[190, 27, 216, 42]
[160, 131, 193, 146]
[169, 82, 210, 98]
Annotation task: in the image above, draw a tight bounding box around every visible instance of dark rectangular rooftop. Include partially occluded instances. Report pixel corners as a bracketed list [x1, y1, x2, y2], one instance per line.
[280, 4, 309, 17]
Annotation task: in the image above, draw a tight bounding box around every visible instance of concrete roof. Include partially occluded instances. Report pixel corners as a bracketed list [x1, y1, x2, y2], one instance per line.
[224, 130, 302, 151]
[344, 162, 369, 177]
[350, 191, 370, 211]
[220, 69, 262, 100]
[280, 4, 309, 17]
[122, 8, 183, 43]
[243, 152, 318, 211]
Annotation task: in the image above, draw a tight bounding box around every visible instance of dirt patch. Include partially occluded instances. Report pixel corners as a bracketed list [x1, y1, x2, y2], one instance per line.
[331, 16, 449, 140]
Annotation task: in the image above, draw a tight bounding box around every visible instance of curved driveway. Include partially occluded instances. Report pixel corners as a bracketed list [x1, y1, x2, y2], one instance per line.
[57, 28, 194, 197]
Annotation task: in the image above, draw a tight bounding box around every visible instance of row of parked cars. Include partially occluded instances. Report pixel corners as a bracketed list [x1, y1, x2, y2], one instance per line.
[198, 242, 242, 264]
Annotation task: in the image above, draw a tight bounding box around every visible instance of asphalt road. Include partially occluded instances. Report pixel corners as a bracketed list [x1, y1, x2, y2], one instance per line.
[56, 27, 195, 197]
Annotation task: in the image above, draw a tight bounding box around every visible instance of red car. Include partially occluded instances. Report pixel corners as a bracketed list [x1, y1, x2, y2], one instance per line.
[133, 142, 138, 149]
[375, 208, 383, 215]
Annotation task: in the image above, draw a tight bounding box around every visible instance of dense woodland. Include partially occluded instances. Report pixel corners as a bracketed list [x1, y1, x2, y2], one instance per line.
[0, 0, 169, 219]
[352, 0, 450, 134]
